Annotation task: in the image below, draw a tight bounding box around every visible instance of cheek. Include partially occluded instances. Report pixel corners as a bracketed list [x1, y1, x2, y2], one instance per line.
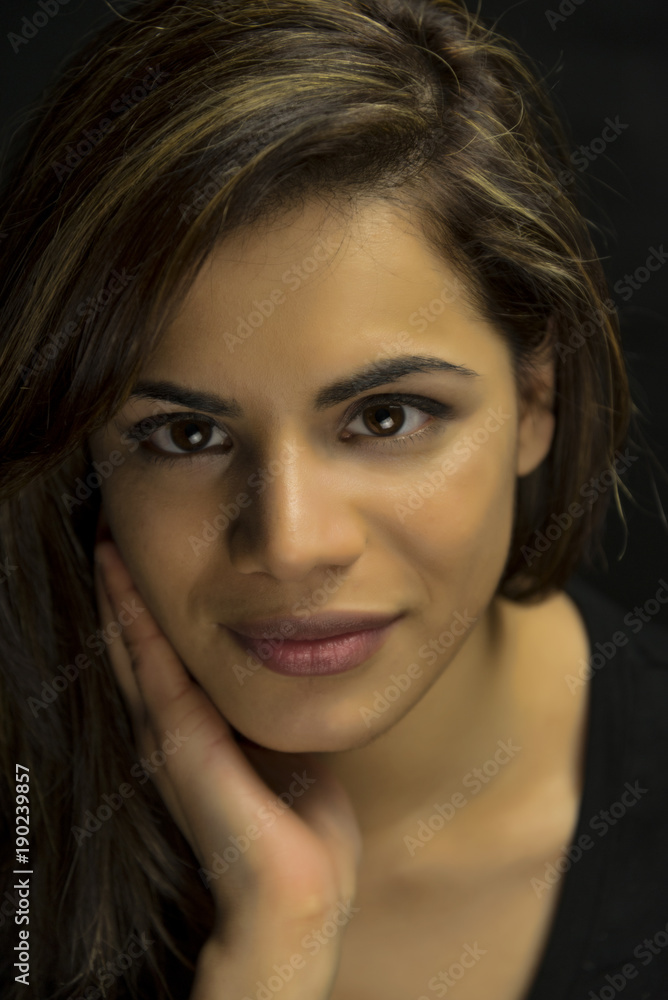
[388, 412, 517, 565]
[93, 395, 518, 636]
[98, 471, 206, 634]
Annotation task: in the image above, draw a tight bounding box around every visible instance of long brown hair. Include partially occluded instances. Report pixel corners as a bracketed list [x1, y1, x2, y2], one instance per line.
[0, 0, 633, 996]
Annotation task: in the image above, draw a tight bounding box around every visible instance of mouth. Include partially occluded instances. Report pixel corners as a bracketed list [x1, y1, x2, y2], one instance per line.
[225, 614, 404, 676]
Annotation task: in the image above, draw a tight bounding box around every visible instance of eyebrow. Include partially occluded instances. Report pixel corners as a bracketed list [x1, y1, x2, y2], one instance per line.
[129, 354, 480, 417]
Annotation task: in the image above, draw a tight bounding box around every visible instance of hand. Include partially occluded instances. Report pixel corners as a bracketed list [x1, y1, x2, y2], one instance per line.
[93, 537, 363, 949]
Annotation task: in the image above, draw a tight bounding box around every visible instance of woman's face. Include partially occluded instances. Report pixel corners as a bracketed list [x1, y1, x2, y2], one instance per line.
[89, 198, 554, 752]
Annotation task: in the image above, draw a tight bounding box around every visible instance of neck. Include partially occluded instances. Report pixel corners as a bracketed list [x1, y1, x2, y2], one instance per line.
[315, 596, 520, 835]
[315, 590, 589, 855]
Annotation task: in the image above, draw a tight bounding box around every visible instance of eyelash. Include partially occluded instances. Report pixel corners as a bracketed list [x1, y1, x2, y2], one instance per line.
[124, 393, 455, 467]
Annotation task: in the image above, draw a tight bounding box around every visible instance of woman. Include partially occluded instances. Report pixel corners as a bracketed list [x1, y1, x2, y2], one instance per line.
[1, 1, 666, 998]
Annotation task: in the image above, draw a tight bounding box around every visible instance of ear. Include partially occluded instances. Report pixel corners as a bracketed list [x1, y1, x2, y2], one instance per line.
[516, 326, 556, 478]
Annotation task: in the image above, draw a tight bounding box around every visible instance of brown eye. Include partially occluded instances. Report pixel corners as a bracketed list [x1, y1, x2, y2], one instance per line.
[361, 404, 407, 436]
[172, 420, 213, 450]
[346, 401, 431, 439]
[148, 419, 230, 455]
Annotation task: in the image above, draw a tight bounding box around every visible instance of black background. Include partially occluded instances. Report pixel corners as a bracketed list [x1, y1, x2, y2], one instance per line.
[0, 0, 666, 623]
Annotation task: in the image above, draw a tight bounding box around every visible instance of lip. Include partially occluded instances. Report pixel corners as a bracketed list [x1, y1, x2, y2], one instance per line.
[228, 611, 403, 641]
[225, 613, 404, 677]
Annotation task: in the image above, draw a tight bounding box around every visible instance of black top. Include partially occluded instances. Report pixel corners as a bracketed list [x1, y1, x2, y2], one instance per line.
[156, 575, 668, 999]
[523, 574, 668, 999]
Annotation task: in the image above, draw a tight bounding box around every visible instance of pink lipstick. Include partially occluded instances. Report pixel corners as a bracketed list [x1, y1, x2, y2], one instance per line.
[225, 612, 403, 676]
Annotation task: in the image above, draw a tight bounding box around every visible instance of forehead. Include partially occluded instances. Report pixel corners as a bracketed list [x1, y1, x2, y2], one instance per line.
[171, 196, 475, 318]
[141, 197, 510, 403]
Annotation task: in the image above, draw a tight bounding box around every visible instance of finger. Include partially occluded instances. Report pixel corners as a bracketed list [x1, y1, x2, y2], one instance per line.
[92, 540, 305, 835]
[95, 538, 235, 753]
[93, 554, 145, 726]
[94, 540, 197, 725]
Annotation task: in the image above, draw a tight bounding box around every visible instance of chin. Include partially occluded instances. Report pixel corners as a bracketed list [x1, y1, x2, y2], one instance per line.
[230, 713, 383, 755]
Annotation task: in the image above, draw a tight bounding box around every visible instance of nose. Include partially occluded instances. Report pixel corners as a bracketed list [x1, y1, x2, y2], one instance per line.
[227, 435, 366, 581]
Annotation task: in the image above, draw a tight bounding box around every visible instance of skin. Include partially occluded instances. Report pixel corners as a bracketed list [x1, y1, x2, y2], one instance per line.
[89, 195, 590, 891]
